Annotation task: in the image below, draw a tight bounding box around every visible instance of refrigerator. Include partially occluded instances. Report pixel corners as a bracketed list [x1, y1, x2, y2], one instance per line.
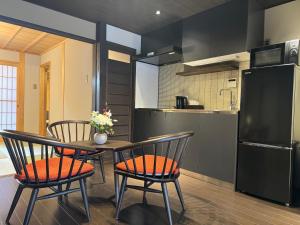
[236, 64, 300, 205]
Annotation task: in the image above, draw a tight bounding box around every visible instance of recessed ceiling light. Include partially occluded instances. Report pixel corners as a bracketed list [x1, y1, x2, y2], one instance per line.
[155, 10, 161, 15]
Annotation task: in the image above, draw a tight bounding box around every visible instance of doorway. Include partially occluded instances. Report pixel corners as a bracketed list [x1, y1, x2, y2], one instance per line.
[39, 62, 50, 135]
[0, 20, 94, 176]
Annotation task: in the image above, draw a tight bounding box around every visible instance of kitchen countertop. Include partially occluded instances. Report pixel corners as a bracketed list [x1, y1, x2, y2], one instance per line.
[136, 108, 239, 115]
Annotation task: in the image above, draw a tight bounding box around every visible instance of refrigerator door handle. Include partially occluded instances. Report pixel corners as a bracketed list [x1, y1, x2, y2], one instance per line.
[241, 142, 292, 150]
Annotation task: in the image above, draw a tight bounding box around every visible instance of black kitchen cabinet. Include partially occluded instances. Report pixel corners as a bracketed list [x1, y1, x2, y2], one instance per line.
[182, 11, 212, 62]
[182, 0, 264, 62]
[209, 2, 248, 57]
[134, 109, 238, 183]
[140, 0, 264, 63]
[141, 21, 182, 56]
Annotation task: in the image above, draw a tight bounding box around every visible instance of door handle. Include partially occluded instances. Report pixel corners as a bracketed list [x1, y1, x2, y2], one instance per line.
[241, 142, 292, 150]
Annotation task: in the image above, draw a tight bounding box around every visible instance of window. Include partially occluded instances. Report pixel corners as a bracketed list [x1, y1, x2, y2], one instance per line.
[0, 64, 17, 130]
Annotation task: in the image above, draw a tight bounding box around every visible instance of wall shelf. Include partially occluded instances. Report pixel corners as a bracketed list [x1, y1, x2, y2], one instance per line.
[176, 61, 239, 76]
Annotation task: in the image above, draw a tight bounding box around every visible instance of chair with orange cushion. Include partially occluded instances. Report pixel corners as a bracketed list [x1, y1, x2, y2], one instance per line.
[114, 131, 194, 225]
[47, 120, 106, 183]
[0, 130, 95, 225]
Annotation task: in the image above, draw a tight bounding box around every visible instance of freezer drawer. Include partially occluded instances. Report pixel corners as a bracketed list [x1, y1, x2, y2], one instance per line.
[236, 143, 293, 204]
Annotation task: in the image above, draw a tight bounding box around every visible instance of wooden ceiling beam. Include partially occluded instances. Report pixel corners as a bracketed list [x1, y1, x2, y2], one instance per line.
[1, 26, 23, 49]
[22, 32, 48, 52]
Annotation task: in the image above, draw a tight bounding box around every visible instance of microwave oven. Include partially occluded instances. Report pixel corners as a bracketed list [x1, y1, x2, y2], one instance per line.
[250, 39, 300, 68]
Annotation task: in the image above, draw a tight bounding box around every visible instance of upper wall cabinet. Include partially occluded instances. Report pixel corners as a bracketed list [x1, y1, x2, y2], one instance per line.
[182, 0, 264, 63]
[141, 21, 182, 56]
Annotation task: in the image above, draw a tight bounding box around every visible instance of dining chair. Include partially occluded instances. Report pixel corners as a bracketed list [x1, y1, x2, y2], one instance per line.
[47, 120, 106, 183]
[0, 130, 95, 225]
[114, 131, 194, 225]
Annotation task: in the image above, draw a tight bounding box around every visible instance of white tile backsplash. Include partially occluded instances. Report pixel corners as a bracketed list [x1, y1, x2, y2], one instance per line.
[158, 62, 249, 110]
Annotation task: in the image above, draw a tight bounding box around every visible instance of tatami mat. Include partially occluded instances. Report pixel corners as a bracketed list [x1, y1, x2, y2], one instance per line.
[0, 158, 14, 177]
[0, 143, 41, 177]
[0, 143, 8, 159]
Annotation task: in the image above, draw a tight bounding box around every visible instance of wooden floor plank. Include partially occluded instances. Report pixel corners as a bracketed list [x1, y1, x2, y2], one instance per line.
[1, 162, 300, 225]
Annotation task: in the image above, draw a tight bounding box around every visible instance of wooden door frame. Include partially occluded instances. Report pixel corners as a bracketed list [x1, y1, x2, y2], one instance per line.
[0, 58, 24, 141]
[39, 62, 51, 135]
[17, 53, 25, 131]
[0, 15, 96, 44]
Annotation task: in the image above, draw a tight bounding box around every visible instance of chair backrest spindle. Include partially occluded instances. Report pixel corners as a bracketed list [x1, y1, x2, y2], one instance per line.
[0, 130, 95, 186]
[115, 131, 194, 181]
[47, 120, 93, 144]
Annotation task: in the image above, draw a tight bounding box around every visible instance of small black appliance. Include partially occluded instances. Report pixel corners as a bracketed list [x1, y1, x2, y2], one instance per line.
[176, 96, 188, 109]
[250, 39, 299, 68]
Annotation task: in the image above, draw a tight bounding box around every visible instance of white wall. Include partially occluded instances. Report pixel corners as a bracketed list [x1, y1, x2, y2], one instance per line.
[40, 39, 93, 123]
[64, 39, 93, 120]
[0, 0, 96, 40]
[135, 62, 159, 108]
[24, 54, 40, 133]
[265, 0, 300, 43]
[0, 49, 40, 133]
[41, 44, 64, 123]
[106, 24, 141, 54]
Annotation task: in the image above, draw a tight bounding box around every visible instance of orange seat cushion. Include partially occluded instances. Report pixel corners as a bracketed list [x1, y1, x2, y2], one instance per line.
[116, 155, 179, 176]
[16, 157, 94, 182]
[57, 147, 90, 156]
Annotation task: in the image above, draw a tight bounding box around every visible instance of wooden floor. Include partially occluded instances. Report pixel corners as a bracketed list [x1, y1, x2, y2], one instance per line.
[1, 162, 300, 225]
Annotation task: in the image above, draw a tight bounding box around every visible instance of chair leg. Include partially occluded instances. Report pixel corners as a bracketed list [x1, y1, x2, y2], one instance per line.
[58, 184, 63, 201]
[79, 178, 91, 221]
[6, 184, 24, 224]
[161, 183, 173, 225]
[23, 188, 39, 225]
[98, 155, 106, 183]
[142, 181, 148, 204]
[65, 182, 72, 197]
[115, 176, 127, 219]
[174, 179, 185, 211]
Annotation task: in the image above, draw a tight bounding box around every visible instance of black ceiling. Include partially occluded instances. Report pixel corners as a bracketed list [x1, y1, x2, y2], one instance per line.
[23, 0, 294, 35]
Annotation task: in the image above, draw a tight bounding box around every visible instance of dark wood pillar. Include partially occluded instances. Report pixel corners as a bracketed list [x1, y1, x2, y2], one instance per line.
[93, 22, 108, 112]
